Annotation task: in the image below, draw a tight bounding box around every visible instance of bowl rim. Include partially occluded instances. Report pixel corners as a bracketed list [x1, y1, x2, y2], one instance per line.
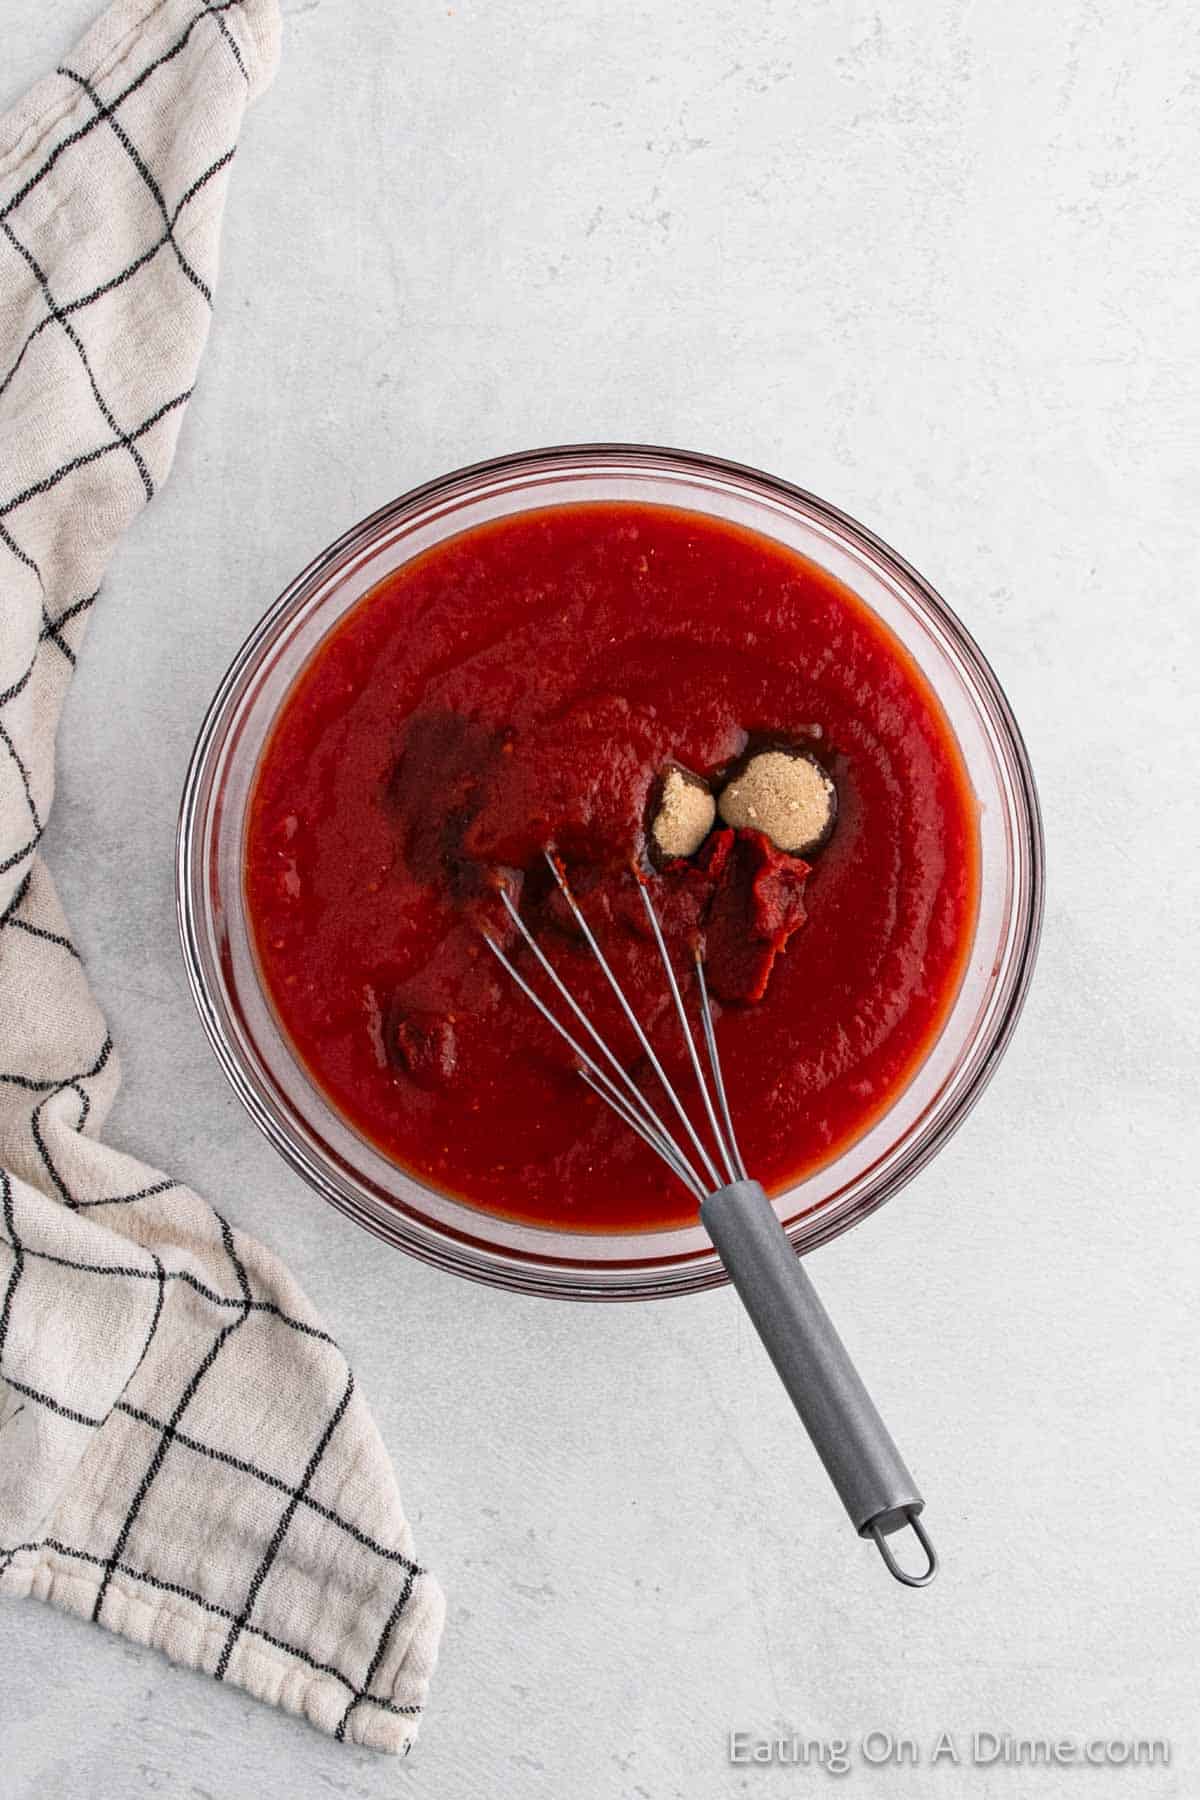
[177, 442, 1045, 1299]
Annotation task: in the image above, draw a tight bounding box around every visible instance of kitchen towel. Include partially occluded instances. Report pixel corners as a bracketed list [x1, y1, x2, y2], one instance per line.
[0, 0, 443, 1752]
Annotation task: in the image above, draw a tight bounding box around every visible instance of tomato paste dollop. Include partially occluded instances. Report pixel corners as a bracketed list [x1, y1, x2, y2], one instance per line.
[245, 502, 979, 1231]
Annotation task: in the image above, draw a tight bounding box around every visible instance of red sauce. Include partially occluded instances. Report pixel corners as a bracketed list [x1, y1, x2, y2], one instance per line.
[245, 503, 978, 1232]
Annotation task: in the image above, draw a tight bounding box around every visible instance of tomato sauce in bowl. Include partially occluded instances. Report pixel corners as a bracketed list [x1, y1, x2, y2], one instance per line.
[244, 501, 979, 1233]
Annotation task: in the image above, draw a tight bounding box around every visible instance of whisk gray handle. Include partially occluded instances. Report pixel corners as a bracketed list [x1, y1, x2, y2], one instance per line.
[701, 1179, 936, 1586]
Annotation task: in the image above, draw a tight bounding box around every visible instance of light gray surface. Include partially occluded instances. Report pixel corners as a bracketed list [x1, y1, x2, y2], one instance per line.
[3, 2, 1198, 1797]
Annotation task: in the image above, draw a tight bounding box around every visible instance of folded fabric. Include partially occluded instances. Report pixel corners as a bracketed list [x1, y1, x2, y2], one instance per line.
[0, 0, 443, 1751]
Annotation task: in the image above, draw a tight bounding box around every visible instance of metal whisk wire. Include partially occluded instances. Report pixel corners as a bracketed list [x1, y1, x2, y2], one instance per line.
[485, 852, 738, 1199]
[483, 847, 938, 1591]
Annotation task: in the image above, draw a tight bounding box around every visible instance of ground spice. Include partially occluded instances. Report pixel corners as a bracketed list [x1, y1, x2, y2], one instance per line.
[649, 765, 716, 859]
[717, 748, 836, 855]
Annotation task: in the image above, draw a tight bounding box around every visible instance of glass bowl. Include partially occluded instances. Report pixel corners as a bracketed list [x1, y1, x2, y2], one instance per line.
[177, 445, 1043, 1299]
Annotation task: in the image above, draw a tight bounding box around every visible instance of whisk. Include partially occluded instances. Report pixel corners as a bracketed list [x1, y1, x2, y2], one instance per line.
[486, 850, 937, 1588]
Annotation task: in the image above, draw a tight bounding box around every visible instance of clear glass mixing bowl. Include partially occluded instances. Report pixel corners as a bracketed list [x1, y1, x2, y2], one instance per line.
[177, 445, 1043, 1298]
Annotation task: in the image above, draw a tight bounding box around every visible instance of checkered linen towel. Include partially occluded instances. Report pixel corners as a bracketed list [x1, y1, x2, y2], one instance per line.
[0, 0, 443, 1752]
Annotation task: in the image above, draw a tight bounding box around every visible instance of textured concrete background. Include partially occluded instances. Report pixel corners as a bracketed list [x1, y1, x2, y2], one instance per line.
[3, 2, 1198, 1797]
